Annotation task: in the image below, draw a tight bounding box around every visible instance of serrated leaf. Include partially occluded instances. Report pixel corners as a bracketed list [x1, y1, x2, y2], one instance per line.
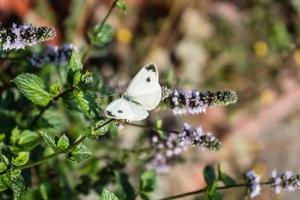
[64, 90, 98, 119]
[139, 170, 157, 192]
[68, 143, 92, 162]
[10, 174, 25, 200]
[100, 189, 119, 200]
[68, 51, 83, 72]
[79, 71, 101, 90]
[18, 130, 40, 151]
[57, 134, 69, 150]
[115, 172, 135, 200]
[39, 131, 57, 151]
[88, 23, 114, 46]
[13, 73, 52, 106]
[67, 51, 83, 85]
[115, 0, 127, 13]
[204, 165, 216, 187]
[12, 152, 29, 167]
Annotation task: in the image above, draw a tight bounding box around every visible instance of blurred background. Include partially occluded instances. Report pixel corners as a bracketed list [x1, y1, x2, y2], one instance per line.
[1, 0, 300, 199]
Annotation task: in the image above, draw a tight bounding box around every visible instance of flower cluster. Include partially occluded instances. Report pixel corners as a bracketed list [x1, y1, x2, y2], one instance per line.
[178, 123, 221, 151]
[246, 170, 261, 198]
[0, 23, 55, 50]
[30, 44, 75, 67]
[146, 123, 221, 173]
[166, 89, 237, 115]
[270, 170, 300, 193]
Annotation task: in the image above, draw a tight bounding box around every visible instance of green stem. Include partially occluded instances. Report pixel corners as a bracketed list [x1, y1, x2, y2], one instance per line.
[125, 122, 180, 134]
[82, 0, 117, 62]
[156, 181, 271, 200]
[16, 119, 114, 171]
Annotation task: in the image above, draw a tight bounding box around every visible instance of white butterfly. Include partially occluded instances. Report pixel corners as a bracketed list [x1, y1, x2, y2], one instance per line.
[105, 64, 162, 121]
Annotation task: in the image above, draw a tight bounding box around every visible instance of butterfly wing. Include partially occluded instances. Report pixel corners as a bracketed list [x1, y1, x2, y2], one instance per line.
[126, 63, 162, 110]
[105, 98, 149, 121]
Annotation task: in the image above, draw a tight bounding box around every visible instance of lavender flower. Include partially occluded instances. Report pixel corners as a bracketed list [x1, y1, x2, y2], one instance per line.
[166, 89, 237, 115]
[270, 170, 300, 193]
[146, 123, 221, 173]
[30, 44, 75, 67]
[0, 23, 55, 51]
[246, 170, 261, 198]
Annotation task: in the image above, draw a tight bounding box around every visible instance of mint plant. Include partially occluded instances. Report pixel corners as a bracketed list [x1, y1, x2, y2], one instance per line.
[0, 0, 297, 200]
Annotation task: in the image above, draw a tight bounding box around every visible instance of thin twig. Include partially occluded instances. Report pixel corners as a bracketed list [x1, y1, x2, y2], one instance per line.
[82, 0, 117, 62]
[156, 181, 271, 200]
[125, 122, 180, 134]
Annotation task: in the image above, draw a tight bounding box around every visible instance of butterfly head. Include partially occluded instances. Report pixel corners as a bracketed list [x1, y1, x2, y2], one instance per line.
[123, 93, 132, 101]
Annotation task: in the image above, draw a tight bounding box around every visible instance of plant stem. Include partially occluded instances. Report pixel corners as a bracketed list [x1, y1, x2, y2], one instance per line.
[29, 86, 75, 128]
[156, 181, 271, 200]
[125, 122, 180, 134]
[16, 119, 114, 171]
[82, 0, 117, 62]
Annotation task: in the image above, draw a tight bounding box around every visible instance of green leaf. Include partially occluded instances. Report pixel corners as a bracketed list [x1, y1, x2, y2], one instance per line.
[39, 131, 57, 151]
[67, 51, 83, 85]
[40, 109, 69, 135]
[10, 127, 20, 145]
[88, 120, 110, 138]
[68, 50, 83, 72]
[18, 130, 40, 151]
[115, 0, 127, 14]
[139, 170, 157, 192]
[13, 73, 52, 106]
[139, 170, 156, 200]
[115, 172, 135, 200]
[78, 71, 101, 90]
[64, 90, 98, 119]
[155, 119, 163, 129]
[49, 81, 60, 96]
[213, 190, 222, 200]
[68, 143, 92, 162]
[57, 134, 70, 151]
[0, 162, 7, 173]
[204, 165, 216, 187]
[108, 122, 118, 138]
[100, 189, 119, 200]
[12, 152, 29, 167]
[0, 155, 8, 173]
[88, 23, 114, 46]
[217, 163, 236, 187]
[39, 183, 49, 200]
[10, 174, 25, 200]
[220, 173, 236, 187]
[0, 177, 8, 192]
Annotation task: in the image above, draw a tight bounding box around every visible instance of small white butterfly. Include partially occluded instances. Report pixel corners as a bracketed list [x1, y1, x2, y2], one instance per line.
[105, 63, 162, 121]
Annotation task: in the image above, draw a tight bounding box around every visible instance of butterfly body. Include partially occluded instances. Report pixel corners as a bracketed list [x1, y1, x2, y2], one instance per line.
[105, 64, 162, 121]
